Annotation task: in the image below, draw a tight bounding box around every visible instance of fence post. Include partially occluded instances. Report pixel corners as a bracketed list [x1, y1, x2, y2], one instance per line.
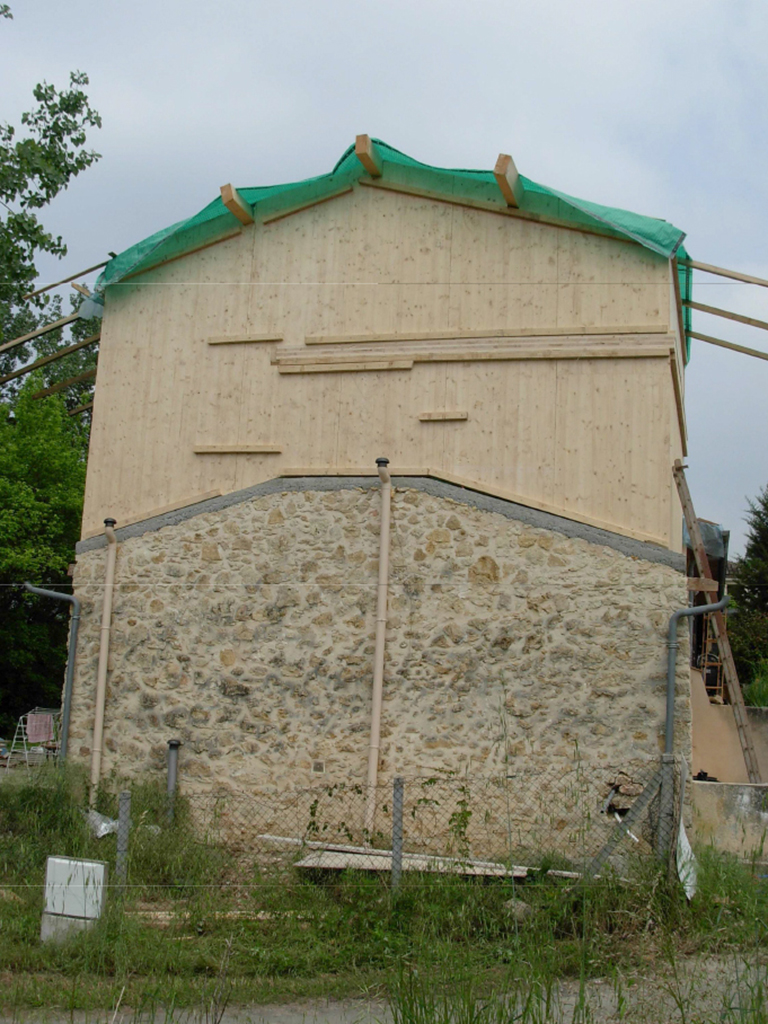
[167, 739, 181, 822]
[391, 776, 404, 892]
[115, 790, 131, 889]
[656, 752, 676, 860]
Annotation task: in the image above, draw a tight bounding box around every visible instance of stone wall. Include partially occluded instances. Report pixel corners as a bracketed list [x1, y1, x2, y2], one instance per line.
[69, 482, 689, 800]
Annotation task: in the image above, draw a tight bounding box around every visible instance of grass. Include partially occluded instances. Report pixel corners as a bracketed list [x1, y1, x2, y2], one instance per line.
[1, 768, 768, 1019]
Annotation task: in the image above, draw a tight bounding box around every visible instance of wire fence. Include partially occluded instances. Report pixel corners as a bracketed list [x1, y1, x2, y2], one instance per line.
[104, 757, 681, 906]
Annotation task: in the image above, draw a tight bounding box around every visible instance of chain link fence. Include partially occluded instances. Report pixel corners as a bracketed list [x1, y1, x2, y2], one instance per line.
[109, 756, 681, 908]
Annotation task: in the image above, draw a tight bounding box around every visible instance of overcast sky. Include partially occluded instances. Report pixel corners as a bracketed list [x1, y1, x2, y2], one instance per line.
[3, 0, 767, 555]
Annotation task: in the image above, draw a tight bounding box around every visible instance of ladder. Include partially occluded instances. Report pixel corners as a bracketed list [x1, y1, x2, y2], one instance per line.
[673, 459, 762, 783]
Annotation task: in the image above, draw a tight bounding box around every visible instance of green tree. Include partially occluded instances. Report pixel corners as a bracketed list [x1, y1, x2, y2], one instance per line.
[0, 378, 88, 732]
[1, 6, 101, 395]
[728, 484, 768, 703]
[0, 8, 101, 732]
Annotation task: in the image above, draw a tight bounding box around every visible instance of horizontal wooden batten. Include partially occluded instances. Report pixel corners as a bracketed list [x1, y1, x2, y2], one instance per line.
[277, 360, 414, 374]
[274, 344, 672, 374]
[279, 468, 667, 548]
[687, 577, 720, 593]
[419, 411, 468, 422]
[80, 489, 223, 540]
[194, 445, 282, 454]
[208, 335, 283, 345]
[305, 325, 670, 346]
[261, 187, 354, 226]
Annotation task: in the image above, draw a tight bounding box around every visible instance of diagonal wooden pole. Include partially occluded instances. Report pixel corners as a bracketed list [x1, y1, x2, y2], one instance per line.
[673, 460, 762, 783]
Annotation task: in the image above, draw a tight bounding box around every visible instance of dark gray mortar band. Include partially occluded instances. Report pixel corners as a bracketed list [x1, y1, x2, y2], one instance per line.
[76, 475, 685, 571]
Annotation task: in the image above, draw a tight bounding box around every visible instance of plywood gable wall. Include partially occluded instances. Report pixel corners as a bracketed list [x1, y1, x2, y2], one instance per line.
[83, 184, 683, 550]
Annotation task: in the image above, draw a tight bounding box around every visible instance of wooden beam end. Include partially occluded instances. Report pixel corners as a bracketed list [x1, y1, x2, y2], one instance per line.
[355, 134, 383, 177]
[220, 183, 254, 226]
[493, 152, 524, 208]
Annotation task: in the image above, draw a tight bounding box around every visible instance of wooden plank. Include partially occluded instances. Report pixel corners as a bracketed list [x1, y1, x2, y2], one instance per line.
[354, 134, 382, 177]
[68, 401, 94, 417]
[681, 258, 768, 289]
[0, 313, 80, 355]
[305, 324, 670, 345]
[30, 367, 97, 399]
[0, 333, 99, 385]
[419, 411, 468, 422]
[494, 153, 524, 208]
[22, 260, 109, 300]
[207, 335, 282, 345]
[684, 299, 768, 333]
[277, 360, 414, 374]
[687, 577, 719, 592]
[673, 459, 762, 783]
[220, 183, 254, 226]
[275, 346, 670, 371]
[358, 177, 642, 246]
[193, 445, 282, 454]
[71, 282, 91, 298]
[668, 348, 688, 457]
[261, 186, 354, 225]
[689, 330, 768, 362]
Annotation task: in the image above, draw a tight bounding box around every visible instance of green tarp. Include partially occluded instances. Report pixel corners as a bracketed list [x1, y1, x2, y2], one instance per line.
[96, 138, 691, 356]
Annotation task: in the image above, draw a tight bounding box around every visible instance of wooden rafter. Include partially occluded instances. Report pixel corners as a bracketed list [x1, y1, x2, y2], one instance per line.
[0, 333, 99, 386]
[684, 299, 768, 333]
[68, 400, 94, 417]
[0, 313, 80, 355]
[31, 367, 97, 399]
[689, 331, 768, 362]
[22, 260, 109, 301]
[680, 258, 768, 289]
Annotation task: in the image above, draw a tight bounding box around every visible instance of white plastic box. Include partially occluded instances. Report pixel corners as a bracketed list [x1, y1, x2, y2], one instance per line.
[41, 856, 108, 943]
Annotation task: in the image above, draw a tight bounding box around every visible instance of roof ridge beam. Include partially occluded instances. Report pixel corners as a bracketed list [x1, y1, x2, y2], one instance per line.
[355, 134, 383, 177]
[220, 183, 254, 225]
[494, 153, 524, 208]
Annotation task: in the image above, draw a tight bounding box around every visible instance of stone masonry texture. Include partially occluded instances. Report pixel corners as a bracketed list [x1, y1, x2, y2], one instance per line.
[68, 486, 689, 799]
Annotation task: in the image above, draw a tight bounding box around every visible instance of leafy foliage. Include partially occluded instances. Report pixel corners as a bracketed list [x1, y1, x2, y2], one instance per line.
[729, 484, 768, 698]
[0, 380, 88, 732]
[1, 30, 101, 387]
[0, 13, 101, 731]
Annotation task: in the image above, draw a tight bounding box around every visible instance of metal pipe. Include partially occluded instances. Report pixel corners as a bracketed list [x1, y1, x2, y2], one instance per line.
[167, 739, 181, 822]
[365, 458, 392, 836]
[23, 583, 81, 762]
[665, 595, 729, 755]
[90, 518, 117, 804]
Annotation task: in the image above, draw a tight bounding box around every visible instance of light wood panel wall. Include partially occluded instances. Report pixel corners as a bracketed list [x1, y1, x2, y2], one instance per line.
[83, 185, 683, 548]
